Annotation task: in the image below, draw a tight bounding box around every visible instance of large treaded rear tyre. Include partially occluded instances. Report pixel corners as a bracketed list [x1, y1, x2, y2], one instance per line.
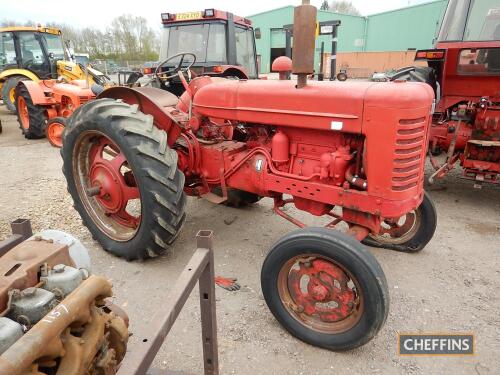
[2, 76, 27, 113]
[261, 228, 389, 351]
[15, 83, 47, 139]
[62, 99, 187, 260]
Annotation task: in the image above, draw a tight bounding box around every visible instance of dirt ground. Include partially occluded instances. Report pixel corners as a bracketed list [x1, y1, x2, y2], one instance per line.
[0, 105, 499, 375]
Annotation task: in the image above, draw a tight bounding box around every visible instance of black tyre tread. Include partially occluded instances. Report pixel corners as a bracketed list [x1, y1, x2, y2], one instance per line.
[62, 98, 186, 260]
[362, 191, 437, 252]
[390, 66, 437, 93]
[15, 84, 47, 139]
[2, 76, 26, 112]
[261, 227, 389, 351]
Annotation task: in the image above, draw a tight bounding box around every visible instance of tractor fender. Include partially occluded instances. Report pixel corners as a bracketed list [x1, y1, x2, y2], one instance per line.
[98, 86, 182, 146]
[18, 80, 52, 105]
[219, 65, 249, 79]
[0, 69, 40, 83]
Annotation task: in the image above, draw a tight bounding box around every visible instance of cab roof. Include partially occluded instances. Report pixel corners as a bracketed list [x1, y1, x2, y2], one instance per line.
[0, 26, 62, 35]
[161, 9, 252, 28]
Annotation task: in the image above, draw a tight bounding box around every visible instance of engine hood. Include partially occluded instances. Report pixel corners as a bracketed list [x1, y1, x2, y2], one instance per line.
[192, 79, 434, 134]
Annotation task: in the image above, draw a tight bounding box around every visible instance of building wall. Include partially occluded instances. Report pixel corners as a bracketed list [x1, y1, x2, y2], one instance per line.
[364, 0, 447, 51]
[249, 0, 448, 74]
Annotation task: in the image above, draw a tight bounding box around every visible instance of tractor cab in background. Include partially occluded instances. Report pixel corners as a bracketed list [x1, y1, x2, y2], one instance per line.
[401, 0, 500, 185]
[146, 9, 258, 96]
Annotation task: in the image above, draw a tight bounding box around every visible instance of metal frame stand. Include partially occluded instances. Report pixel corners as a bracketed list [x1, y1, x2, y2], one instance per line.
[0, 219, 33, 257]
[117, 230, 219, 375]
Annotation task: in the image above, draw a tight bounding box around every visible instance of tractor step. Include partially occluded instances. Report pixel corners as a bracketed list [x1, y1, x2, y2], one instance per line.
[201, 192, 227, 204]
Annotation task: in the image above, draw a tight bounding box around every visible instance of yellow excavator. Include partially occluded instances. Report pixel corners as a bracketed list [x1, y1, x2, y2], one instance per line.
[0, 26, 108, 113]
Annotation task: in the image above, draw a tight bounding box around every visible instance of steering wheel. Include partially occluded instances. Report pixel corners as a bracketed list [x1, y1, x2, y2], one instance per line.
[154, 52, 196, 82]
[22, 59, 34, 69]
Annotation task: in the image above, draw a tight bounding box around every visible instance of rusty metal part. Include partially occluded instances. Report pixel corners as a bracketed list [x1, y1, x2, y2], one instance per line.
[0, 238, 75, 313]
[292, 0, 317, 88]
[117, 230, 218, 375]
[277, 254, 364, 333]
[0, 219, 33, 257]
[0, 275, 127, 375]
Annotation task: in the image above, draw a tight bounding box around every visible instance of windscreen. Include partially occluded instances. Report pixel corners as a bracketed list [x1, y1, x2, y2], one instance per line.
[438, 0, 500, 42]
[235, 27, 257, 78]
[160, 22, 227, 64]
[42, 33, 66, 60]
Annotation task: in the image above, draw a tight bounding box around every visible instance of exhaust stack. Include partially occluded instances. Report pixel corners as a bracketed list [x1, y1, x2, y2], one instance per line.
[292, 0, 317, 88]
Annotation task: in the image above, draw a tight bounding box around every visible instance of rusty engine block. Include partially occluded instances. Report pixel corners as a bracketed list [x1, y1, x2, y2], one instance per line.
[0, 223, 128, 375]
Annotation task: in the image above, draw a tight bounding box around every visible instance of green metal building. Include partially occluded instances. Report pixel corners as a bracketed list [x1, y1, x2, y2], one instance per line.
[248, 0, 448, 74]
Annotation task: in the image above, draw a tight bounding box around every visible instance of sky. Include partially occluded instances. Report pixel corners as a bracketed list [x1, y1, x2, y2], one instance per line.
[1, 0, 433, 30]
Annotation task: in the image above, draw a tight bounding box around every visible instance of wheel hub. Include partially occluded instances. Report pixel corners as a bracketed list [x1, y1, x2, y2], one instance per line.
[82, 135, 141, 230]
[90, 162, 124, 213]
[287, 258, 357, 323]
[46, 121, 65, 147]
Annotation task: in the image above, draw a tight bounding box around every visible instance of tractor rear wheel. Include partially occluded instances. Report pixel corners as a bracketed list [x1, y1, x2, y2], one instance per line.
[261, 227, 389, 351]
[362, 191, 437, 252]
[15, 84, 47, 139]
[61, 98, 187, 260]
[2, 76, 27, 113]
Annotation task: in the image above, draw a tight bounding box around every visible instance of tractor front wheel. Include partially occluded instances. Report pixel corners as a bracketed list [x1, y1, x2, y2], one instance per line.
[261, 227, 389, 351]
[362, 191, 437, 252]
[46, 117, 67, 148]
[15, 84, 47, 139]
[61, 99, 187, 260]
[2, 76, 27, 113]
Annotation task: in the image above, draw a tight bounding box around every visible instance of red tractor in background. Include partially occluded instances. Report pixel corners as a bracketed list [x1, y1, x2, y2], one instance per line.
[59, 1, 437, 351]
[393, 0, 500, 186]
[14, 9, 258, 147]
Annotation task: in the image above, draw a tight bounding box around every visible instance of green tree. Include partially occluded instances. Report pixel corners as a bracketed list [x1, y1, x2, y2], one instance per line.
[325, 1, 361, 16]
[320, 0, 330, 10]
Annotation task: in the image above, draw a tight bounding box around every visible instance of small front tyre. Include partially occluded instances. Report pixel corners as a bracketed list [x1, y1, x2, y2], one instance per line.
[261, 227, 389, 351]
[362, 191, 437, 252]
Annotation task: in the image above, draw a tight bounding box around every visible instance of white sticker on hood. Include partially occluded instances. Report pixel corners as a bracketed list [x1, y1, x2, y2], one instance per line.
[331, 121, 343, 130]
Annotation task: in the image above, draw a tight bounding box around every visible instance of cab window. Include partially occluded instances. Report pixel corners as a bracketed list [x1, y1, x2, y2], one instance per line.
[18, 32, 47, 69]
[235, 27, 257, 78]
[42, 33, 66, 60]
[457, 48, 500, 75]
[0, 32, 16, 69]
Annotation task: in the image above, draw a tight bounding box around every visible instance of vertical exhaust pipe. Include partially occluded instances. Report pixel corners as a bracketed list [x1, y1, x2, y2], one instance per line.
[292, 0, 317, 88]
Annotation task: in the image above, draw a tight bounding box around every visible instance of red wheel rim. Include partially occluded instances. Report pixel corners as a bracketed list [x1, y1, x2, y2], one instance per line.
[370, 210, 420, 245]
[17, 96, 30, 130]
[46, 121, 65, 148]
[73, 131, 141, 241]
[277, 254, 363, 334]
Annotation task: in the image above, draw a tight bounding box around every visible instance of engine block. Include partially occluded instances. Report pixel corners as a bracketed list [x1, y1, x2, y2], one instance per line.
[0, 233, 128, 374]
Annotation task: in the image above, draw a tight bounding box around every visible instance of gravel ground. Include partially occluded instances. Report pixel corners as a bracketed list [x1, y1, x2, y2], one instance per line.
[0, 105, 499, 374]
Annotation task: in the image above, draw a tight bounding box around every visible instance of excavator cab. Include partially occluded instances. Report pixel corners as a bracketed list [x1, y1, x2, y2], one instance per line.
[0, 27, 68, 79]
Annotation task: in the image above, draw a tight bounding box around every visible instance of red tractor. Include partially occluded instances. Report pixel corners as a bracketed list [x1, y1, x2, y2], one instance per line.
[392, 0, 500, 185]
[60, 1, 437, 350]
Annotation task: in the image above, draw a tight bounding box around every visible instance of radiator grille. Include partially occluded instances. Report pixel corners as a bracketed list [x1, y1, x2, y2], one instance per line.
[78, 96, 91, 105]
[392, 117, 427, 191]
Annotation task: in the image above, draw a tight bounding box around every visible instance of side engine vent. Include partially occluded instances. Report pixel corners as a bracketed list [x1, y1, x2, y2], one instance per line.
[392, 117, 427, 191]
